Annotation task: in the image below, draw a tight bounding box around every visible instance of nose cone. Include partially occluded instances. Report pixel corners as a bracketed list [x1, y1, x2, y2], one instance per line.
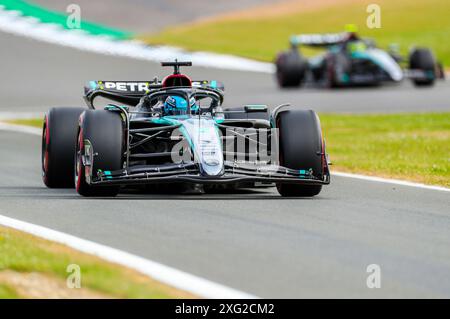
[366, 48, 404, 81]
[182, 118, 224, 176]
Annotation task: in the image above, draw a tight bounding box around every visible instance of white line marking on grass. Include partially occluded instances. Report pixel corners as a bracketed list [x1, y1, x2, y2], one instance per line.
[0, 7, 273, 73]
[0, 214, 258, 299]
[1, 122, 449, 192]
[332, 171, 450, 192]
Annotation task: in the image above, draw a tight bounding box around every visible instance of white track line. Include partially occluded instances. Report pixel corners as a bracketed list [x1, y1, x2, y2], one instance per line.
[333, 171, 449, 192]
[0, 214, 257, 299]
[1, 121, 448, 192]
[0, 7, 273, 73]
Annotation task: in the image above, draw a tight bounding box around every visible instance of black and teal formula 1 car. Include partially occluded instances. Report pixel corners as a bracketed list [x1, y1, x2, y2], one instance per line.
[41, 61, 330, 197]
[275, 30, 445, 88]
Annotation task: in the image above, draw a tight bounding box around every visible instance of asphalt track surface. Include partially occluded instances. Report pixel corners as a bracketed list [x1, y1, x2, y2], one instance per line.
[1, 29, 450, 298]
[1, 31, 450, 114]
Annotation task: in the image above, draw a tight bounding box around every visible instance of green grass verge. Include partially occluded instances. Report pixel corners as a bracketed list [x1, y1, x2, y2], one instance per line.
[0, 283, 19, 299]
[0, 226, 193, 298]
[143, 0, 450, 66]
[320, 112, 450, 187]
[7, 118, 42, 128]
[5, 112, 449, 187]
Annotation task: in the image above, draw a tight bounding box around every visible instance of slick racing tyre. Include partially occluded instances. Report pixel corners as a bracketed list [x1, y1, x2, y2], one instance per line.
[42, 107, 85, 188]
[276, 110, 324, 197]
[75, 110, 123, 197]
[409, 48, 436, 86]
[275, 50, 306, 88]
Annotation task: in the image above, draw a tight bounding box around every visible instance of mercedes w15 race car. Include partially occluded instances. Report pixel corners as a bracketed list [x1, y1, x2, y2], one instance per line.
[41, 61, 330, 197]
[275, 28, 445, 88]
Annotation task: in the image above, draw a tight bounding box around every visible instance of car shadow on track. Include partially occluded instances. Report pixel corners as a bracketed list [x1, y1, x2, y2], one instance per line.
[0, 186, 326, 200]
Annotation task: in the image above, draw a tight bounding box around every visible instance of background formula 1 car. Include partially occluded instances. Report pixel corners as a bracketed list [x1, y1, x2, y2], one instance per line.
[41, 61, 330, 197]
[275, 29, 445, 88]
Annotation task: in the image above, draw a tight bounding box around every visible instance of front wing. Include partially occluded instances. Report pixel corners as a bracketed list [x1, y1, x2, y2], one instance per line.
[91, 162, 331, 186]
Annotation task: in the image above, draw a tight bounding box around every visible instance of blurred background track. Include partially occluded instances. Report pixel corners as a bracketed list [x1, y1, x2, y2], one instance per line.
[0, 29, 449, 113]
[32, 0, 285, 33]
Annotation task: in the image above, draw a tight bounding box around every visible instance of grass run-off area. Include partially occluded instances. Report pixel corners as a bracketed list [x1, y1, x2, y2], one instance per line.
[143, 0, 450, 66]
[319, 113, 449, 187]
[7, 112, 450, 188]
[0, 226, 193, 298]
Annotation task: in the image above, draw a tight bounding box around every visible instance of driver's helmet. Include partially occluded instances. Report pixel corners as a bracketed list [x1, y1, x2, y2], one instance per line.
[164, 96, 198, 115]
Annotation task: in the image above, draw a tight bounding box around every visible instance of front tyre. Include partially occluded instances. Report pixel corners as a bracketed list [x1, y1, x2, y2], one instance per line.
[409, 48, 437, 87]
[276, 110, 325, 197]
[75, 110, 123, 197]
[275, 50, 306, 88]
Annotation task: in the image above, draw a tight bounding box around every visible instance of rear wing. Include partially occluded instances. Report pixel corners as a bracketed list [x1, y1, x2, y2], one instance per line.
[83, 80, 159, 108]
[290, 33, 347, 47]
[83, 80, 224, 109]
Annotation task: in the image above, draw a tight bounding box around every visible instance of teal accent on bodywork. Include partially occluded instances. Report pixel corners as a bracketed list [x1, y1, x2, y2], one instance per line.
[154, 117, 194, 149]
[289, 35, 298, 46]
[89, 81, 97, 90]
[330, 46, 340, 53]
[341, 73, 350, 83]
[105, 104, 125, 111]
[299, 169, 306, 178]
[150, 118, 173, 125]
[210, 80, 217, 89]
[150, 116, 188, 125]
[298, 169, 313, 179]
[104, 170, 112, 179]
[351, 51, 372, 61]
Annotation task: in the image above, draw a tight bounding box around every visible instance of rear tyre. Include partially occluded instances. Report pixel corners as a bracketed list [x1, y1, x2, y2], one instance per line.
[276, 110, 324, 197]
[275, 50, 306, 88]
[409, 48, 436, 86]
[75, 110, 123, 197]
[42, 107, 85, 188]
